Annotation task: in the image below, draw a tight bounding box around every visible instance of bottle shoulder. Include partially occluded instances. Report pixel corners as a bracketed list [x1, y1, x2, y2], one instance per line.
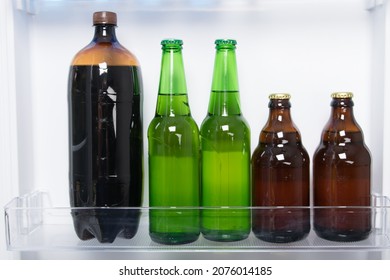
[321, 122, 363, 135]
[260, 119, 301, 134]
[322, 108, 364, 133]
[71, 42, 140, 66]
[147, 116, 200, 151]
[253, 129, 309, 163]
[148, 115, 199, 134]
[258, 129, 303, 146]
[200, 115, 250, 140]
[319, 129, 367, 145]
[314, 140, 371, 160]
[201, 115, 250, 130]
[252, 141, 310, 166]
[253, 137, 308, 152]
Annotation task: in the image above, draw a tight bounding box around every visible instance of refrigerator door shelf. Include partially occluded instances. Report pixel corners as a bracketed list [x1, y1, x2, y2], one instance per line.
[4, 191, 390, 252]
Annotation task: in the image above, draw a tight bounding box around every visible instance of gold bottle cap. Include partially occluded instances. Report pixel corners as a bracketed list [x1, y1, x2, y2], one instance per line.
[331, 92, 354, 99]
[93, 11, 117, 25]
[269, 93, 291, 100]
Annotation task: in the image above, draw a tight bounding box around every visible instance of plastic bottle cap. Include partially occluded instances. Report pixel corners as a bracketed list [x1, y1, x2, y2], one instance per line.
[331, 92, 354, 99]
[269, 93, 291, 100]
[93, 11, 117, 25]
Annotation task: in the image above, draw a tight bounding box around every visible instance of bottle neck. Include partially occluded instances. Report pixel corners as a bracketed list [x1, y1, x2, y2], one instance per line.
[263, 99, 295, 131]
[330, 98, 354, 119]
[92, 25, 118, 43]
[322, 98, 364, 145]
[321, 97, 364, 143]
[208, 47, 241, 116]
[260, 99, 302, 144]
[156, 47, 190, 116]
[158, 47, 187, 95]
[327, 98, 360, 131]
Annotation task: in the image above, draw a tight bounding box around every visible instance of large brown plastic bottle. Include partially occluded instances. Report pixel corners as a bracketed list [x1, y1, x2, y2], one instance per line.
[68, 11, 143, 243]
[313, 92, 371, 242]
[252, 94, 310, 243]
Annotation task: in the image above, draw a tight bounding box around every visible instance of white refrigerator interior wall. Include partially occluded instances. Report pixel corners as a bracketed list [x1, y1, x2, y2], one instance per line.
[383, 0, 390, 199]
[0, 0, 19, 260]
[1, 0, 389, 259]
[24, 0, 380, 205]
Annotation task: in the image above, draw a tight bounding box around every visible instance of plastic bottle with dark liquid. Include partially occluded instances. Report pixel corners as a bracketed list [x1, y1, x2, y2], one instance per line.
[68, 11, 143, 243]
[313, 92, 371, 242]
[148, 39, 200, 245]
[200, 39, 250, 242]
[252, 94, 310, 243]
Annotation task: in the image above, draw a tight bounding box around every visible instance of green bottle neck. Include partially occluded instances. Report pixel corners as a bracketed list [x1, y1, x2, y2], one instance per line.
[156, 45, 191, 116]
[208, 46, 241, 116]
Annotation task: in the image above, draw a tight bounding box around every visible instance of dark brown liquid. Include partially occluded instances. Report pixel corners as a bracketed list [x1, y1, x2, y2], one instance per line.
[252, 131, 310, 243]
[314, 131, 371, 242]
[68, 65, 143, 243]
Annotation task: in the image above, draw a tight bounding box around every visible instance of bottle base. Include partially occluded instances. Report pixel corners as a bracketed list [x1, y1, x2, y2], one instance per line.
[253, 230, 309, 243]
[202, 229, 249, 242]
[150, 232, 200, 245]
[71, 209, 141, 243]
[314, 225, 371, 242]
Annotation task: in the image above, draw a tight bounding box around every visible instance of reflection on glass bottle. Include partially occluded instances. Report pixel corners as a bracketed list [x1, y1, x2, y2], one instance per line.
[252, 94, 310, 243]
[148, 39, 200, 245]
[200, 39, 250, 242]
[68, 11, 143, 243]
[313, 92, 371, 242]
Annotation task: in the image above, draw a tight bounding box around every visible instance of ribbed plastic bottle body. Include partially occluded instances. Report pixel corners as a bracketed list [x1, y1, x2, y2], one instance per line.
[148, 39, 200, 245]
[252, 95, 310, 243]
[200, 39, 250, 242]
[68, 12, 143, 243]
[313, 93, 371, 242]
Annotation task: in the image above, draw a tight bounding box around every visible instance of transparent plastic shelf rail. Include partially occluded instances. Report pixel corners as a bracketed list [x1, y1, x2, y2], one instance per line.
[4, 191, 390, 252]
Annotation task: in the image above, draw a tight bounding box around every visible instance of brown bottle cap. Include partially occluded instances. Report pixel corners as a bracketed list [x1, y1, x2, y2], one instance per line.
[269, 93, 291, 100]
[93, 11, 117, 25]
[331, 92, 353, 99]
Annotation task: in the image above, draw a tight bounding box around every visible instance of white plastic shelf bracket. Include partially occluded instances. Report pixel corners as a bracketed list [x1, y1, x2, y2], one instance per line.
[14, 0, 39, 15]
[366, 0, 386, 11]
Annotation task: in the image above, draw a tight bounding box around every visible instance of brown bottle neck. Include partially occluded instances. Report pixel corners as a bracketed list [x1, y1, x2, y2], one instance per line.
[263, 99, 296, 132]
[327, 98, 360, 131]
[321, 97, 365, 144]
[92, 25, 118, 43]
[259, 98, 304, 145]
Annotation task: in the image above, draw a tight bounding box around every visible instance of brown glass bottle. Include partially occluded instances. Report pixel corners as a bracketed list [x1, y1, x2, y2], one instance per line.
[252, 94, 310, 243]
[68, 11, 143, 243]
[313, 92, 371, 242]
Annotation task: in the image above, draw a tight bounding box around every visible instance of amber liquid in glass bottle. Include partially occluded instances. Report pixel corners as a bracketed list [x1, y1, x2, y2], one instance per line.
[252, 94, 310, 243]
[68, 11, 143, 243]
[313, 92, 371, 242]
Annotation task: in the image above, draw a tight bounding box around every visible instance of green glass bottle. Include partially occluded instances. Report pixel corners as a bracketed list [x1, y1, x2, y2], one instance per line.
[200, 39, 251, 242]
[148, 39, 200, 245]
